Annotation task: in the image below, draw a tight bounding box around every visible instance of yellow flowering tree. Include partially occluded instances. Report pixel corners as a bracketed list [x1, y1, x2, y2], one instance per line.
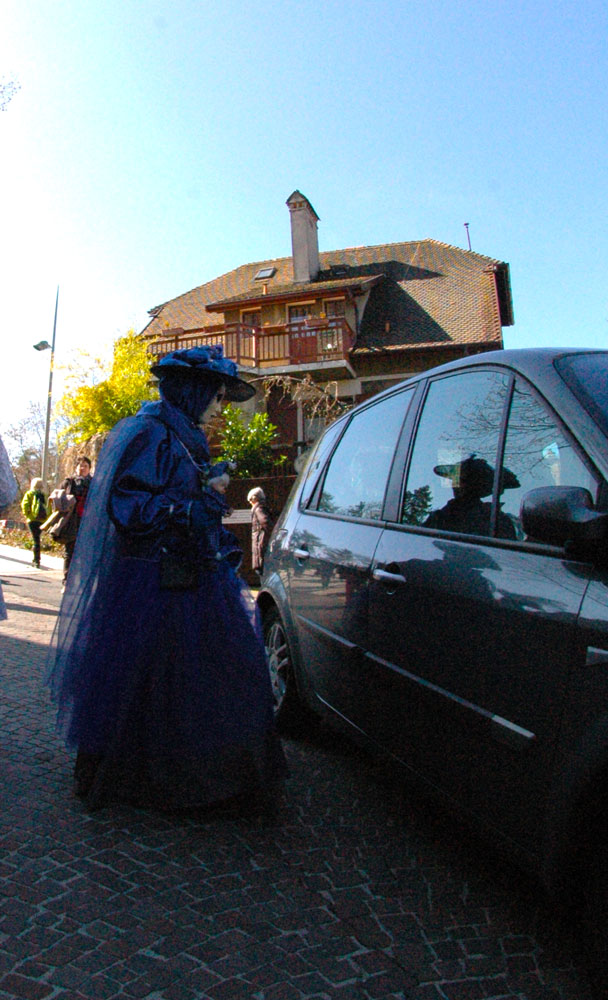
[57, 331, 157, 445]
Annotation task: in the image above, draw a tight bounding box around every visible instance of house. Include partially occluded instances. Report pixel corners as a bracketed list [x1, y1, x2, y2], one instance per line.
[142, 191, 514, 457]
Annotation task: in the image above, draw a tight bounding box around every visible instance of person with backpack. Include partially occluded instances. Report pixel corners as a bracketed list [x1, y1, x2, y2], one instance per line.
[21, 477, 48, 568]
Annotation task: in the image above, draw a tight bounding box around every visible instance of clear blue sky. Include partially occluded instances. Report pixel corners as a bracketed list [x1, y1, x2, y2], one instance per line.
[1, 0, 607, 435]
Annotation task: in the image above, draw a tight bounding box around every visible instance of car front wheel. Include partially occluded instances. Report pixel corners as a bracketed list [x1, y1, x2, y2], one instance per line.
[263, 607, 307, 732]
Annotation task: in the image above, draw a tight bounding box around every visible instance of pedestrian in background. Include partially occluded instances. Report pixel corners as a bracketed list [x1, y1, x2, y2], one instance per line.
[46, 346, 286, 815]
[60, 456, 92, 586]
[0, 434, 18, 621]
[20, 477, 47, 568]
[247, 486, 274, 579]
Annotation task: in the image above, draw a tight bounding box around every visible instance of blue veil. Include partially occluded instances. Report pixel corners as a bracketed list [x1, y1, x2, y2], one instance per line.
[45, 355, 285, 811]
[47, 379, 227, 736]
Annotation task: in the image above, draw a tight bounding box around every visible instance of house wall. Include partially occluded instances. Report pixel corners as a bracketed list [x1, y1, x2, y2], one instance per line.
[267, 390, 299, 450]
[224, 296, 357, 332]
[353, 344, 495, 382]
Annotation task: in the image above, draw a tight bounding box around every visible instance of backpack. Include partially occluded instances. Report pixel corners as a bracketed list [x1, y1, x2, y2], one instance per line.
[31, 491, 46, 521]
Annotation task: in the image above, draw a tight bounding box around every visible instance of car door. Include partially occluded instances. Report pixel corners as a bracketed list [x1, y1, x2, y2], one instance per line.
[366, 367, 599, 852]
[286, 388, 415, 725]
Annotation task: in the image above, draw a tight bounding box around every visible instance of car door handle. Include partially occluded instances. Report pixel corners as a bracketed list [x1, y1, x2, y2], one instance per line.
[294, 548, 310, 560]
[373, 568, 406, 585]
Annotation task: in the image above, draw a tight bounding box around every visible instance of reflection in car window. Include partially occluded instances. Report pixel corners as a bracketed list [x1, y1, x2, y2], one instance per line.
[500, 377, 597, 538]
[402, 370, 512, 537]
[317, 390, 412, 519]
[299, 419, 346, 508]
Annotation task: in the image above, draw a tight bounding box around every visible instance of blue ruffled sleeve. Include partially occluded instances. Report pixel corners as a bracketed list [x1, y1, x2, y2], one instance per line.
[107, 420, 192, 537]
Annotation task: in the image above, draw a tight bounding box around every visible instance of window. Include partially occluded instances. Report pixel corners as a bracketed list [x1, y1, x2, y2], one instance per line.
[499, 377, 597, 538]
[299, 419, 345, 508]
[254, 267, 276, 281]
[316, 390, 412, 520]
[324, 299, 345, 319]
[402, 370, 511, 537]
[241, 310, 261, 330]
[288, 304, 311, 323]
[555, 352, 608, 438]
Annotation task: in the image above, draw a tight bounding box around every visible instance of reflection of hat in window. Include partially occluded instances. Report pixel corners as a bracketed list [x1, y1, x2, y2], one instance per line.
[434, 455, 519, 499]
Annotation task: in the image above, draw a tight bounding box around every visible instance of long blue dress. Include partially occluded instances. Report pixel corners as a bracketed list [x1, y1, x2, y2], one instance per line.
[46, 399, 286, 811]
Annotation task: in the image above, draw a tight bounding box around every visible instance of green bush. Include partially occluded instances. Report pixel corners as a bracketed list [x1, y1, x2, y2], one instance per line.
[217, 405, 287, 478]
[0, 528, 63, 553]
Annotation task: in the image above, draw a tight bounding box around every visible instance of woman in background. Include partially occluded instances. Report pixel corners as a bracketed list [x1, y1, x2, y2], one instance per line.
[247, 486, 274, 579]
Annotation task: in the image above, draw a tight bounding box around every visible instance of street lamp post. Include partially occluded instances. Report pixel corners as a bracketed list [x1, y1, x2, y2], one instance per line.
[33, 286, 59, 487]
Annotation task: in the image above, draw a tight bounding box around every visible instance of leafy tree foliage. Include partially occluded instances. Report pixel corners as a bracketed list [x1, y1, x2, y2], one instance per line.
[401, 485, 433, 525]
[57, 331, 157, 445]
[216, 404, 286, 478]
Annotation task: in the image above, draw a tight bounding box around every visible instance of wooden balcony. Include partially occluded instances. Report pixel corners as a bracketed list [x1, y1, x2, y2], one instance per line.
[146, 319, 357, 378]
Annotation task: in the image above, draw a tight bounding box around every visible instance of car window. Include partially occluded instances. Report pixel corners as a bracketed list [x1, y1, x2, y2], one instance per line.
[499, 377, 598, 539]
[316, 389, 412, 519]
[299, 418, 346, 508]
[555, 351, 608, 438]
[402, 370, 512, 537]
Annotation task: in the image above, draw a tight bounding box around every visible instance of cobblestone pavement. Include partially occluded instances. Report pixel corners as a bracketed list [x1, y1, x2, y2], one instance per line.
[0, 545, 594, 1000]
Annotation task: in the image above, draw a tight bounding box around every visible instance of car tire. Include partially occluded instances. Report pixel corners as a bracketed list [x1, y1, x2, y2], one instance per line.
[263, 607, 309, 733]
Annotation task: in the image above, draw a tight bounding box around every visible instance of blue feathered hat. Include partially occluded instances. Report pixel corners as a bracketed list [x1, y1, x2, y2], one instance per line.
[151, 345, 255, 402]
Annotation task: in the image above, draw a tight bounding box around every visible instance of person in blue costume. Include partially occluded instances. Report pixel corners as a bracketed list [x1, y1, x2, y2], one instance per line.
[46, 346, 286, 814]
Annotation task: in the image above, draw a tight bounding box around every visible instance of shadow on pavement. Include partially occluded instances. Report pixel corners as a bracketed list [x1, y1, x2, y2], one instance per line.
[283, 715, 590, 993]
[4, 602, 59, 617]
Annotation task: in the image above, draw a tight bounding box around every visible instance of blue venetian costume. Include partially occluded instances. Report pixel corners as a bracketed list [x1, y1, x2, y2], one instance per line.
[46, 347, 286, 811]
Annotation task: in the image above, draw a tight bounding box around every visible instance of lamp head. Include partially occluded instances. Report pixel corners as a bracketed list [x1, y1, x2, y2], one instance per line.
[33, 340, 51, 351]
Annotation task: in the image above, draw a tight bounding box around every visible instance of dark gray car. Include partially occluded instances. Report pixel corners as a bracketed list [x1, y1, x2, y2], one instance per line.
[258, 348, 608, 986]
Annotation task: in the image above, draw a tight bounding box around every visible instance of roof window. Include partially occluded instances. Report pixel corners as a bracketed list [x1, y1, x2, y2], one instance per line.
[254, 266, 276, 281]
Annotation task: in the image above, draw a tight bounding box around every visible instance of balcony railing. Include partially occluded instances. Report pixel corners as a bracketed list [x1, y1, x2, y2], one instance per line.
[146, 319, 355, 369]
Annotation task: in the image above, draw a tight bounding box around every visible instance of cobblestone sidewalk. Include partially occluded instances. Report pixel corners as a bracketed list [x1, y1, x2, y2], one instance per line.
[0, 547, 593, 1000]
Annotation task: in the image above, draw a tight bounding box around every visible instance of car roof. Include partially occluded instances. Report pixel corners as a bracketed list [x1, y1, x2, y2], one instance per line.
[361, 347, 605, 404]
[418, 346, 602, 381]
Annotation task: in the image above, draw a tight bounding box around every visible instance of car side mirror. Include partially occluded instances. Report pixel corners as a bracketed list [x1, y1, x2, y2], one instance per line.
[521, 486, 608, 552]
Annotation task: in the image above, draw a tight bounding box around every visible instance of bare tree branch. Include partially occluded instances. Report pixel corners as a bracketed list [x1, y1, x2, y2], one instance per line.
[253, 373, 351, 424]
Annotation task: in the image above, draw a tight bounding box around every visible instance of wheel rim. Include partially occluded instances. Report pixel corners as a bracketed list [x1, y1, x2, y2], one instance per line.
[265, 620, 290, 710]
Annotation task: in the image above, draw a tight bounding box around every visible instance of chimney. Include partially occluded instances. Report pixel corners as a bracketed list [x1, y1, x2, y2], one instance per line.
[286, 191, 320, 283]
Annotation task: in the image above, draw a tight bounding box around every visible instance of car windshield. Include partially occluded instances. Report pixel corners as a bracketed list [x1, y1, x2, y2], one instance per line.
[555, 352, 608, 437]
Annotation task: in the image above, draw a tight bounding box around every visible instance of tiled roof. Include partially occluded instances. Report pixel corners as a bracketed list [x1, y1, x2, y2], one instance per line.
[206, 274, 381, 310]
[142, 239, 513, 351]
